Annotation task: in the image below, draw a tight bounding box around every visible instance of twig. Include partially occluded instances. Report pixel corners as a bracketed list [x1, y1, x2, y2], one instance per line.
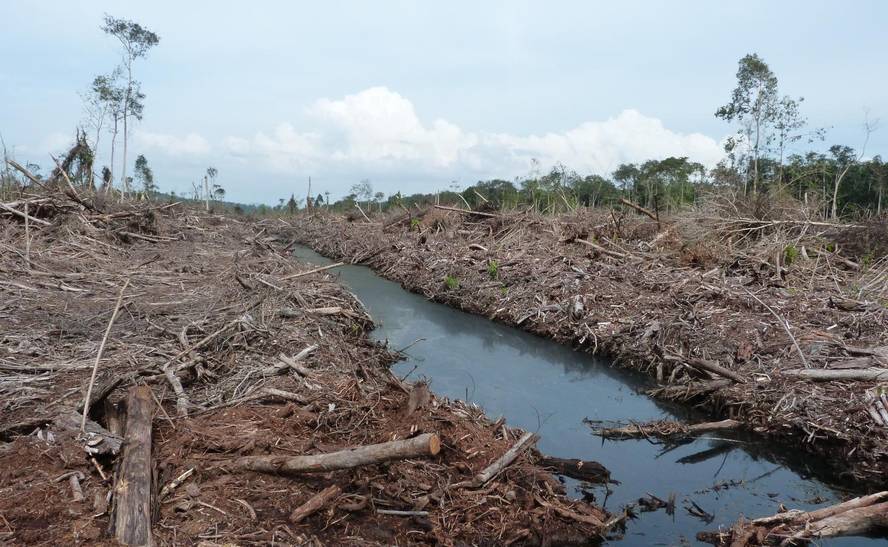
[80, 278, 131, 432]
[743, 288, 810, 369]
[281, 262, 344, 280]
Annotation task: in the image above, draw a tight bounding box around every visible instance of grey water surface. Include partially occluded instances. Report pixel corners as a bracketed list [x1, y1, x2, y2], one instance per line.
[293, 245, 880, 546]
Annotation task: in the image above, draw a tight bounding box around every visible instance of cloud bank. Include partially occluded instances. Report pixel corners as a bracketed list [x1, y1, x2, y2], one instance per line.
[220, 86, 724, 180]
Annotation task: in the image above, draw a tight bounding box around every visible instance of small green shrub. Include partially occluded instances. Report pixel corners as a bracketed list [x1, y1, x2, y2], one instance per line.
[862, 252, 874, 268]
[487, 259, 499, 280]
[410, 218, 420, 231]
[825, 242, 836, 253]
[444, 275, 459, 290]
[784, 244, 799, 265]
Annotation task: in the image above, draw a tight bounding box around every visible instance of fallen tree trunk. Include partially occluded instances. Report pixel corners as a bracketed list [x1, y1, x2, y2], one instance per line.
[699, 491, 888, 545]
[783, 368, 888, 382]
[538, 455, 610, 483]
[113, 386, 154, 546]
[234, 433, 440, 474]
[592, 419, 741, 440]
[662, 350, 746, 383]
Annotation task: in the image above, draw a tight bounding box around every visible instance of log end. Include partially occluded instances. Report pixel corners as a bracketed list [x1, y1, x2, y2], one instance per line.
[428, 434, 441, 456]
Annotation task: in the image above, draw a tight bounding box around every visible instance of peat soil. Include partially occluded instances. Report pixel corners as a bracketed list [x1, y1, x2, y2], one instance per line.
[0, 194, 608, 545]
[286, 207, 888, 488]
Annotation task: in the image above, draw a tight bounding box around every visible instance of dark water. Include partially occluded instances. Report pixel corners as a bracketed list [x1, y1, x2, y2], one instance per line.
[293, 246, 878, 546]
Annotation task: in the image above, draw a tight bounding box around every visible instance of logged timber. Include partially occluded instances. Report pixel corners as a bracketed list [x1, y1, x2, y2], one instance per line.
[700, 491, 888, 545]
[113, 386, 154, 546]
[593, 419, 741, 440]
[783, 368, 888, 381]
[235, 433, 440, 474]
[538, 455, 610, 483]
[662, 350, 746, 383]
[289, 485, 342, 523]
[462, 431, 537, 488]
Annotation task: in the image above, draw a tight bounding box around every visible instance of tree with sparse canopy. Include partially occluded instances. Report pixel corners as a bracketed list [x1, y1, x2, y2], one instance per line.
[133, 154, 154, 195]
[102, 15, 159, 195]
[715, 53, 824, 198]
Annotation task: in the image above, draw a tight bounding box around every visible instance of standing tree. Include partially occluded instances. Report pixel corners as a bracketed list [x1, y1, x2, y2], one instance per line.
[373, 191, 385, 212]
[102, 15, 159, 195]
[829, 117, 877, 219]
[287, 194, 298, 215]
[134, 154, 155, 195]
[205, 166, 218, 211]
[716, 53, 780, 194]
[350, 179, 373, 209]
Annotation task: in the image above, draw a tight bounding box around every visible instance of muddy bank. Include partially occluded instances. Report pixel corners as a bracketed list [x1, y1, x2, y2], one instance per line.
[286, 208, 888, 486]
[0, 192, 608, 545]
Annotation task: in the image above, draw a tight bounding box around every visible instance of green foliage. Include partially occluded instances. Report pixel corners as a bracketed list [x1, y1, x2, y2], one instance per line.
[444, 275, 459, 290]
[134, 154, 154, 193]
[410, 218, 420, 231]
[783, 244, 799, 265]
[487, 259, 499, 280]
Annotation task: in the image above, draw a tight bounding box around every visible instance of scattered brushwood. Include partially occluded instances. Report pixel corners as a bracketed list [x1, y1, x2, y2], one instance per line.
[0, 172, 608, 544]
[698, 491, 888, 545]
[288, 195, 888, 487]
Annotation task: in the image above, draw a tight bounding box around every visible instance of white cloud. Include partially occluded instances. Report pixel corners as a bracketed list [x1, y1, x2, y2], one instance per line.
[222, 87, 724, 180]
[136, 131, 211, 156]
[223, 124, 321, 170]
[310, 86, 478, 167]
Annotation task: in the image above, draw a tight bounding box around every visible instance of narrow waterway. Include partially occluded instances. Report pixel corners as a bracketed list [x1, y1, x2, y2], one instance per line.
[293, 246, 873, 545]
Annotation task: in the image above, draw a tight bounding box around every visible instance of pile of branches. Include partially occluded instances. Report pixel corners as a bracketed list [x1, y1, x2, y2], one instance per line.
[0, 153, 613, 544]
[289, 198, 888, 488]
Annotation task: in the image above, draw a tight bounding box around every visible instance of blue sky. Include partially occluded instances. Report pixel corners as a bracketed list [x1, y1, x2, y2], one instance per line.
[2, 1, 886, 204]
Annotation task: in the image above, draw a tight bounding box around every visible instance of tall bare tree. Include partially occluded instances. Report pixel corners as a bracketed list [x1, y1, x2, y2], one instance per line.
[102, 15, 159, 195]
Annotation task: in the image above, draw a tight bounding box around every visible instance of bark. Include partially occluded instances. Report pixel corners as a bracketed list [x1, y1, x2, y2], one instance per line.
[470, 431, 537, 487]
[538, 455, 610, 483]
[234, 433, 440, 474]
[783, 368, 888, 382]
[113, 386, 154, 546]
[289, 485, 341, 523]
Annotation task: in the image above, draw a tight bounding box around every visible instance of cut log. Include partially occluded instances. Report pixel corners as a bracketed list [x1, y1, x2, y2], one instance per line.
[798, 501, 888, 540]
[592, 419, 741, 440]
[619, 197, 658, 222]
[289, 485, 341, 524]
[463, 431, 537, 488]
[113, 386, 154, 546]
[702, 491, 888, 545]
[234, 433, 440, 474]
[783, 368, 888, 382]
[662, 350, 746, 383]
[539, 455, 610, 483]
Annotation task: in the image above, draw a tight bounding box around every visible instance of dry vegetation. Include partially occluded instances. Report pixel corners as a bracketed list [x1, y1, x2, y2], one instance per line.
[290, 196, 888, 496]
[0, 174, 612, 545]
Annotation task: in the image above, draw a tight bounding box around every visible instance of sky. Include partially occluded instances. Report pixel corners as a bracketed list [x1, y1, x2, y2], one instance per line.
[2, 1, 886, 204]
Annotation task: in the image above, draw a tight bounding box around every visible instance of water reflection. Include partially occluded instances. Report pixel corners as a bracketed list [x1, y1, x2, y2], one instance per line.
[293, 246, 872, 545]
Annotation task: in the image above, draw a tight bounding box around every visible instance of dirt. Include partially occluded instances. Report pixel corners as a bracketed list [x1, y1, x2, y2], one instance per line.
[0, 193, 610, 545]
[286, 206, 888, 487]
